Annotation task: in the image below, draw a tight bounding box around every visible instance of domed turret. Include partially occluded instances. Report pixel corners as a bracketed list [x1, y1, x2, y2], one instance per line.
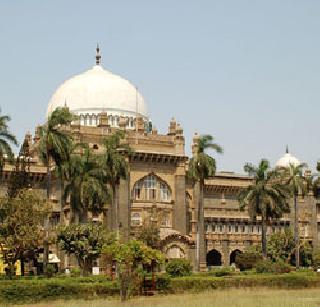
[276, 146, 301, 168]
[46, 46, 148, 129]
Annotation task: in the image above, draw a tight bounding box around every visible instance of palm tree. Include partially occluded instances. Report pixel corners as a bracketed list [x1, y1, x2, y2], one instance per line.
[0, 111, 18, 175]
[38, 107, 74, 275]
[64, 145, 108, 223]
[278, 163, 309, 269]
[238, 159, 289, 258]
[187, 134, 222, 270]
[98, 131, 131, 233]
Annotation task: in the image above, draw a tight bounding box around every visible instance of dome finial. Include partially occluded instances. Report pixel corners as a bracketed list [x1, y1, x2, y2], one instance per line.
[96, 44, 101, 65]
[286, 145, 289, 154]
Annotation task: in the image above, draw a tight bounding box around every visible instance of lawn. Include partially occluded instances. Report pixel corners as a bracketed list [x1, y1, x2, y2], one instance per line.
[16, 288, 320, 307]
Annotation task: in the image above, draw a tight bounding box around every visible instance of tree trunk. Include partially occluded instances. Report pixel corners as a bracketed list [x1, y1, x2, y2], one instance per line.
[261, 208, 267, 259]
[111, 185, 118, 233]
[60, 177, 65, 225]
[44, 152, 51, 277]
[294, 194, 300, 269]
[20, 255, 25, 276]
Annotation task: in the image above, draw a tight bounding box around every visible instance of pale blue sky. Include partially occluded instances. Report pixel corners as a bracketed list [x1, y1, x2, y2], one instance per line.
[1, 0, 320, 172]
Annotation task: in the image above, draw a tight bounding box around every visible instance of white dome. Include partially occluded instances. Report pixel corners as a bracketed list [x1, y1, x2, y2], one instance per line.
[46, 62, 148, 127]
[276, 148, 301, 168]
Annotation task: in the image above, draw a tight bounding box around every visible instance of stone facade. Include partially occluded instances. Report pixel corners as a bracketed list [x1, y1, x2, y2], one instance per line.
[1, 115, 318, 271]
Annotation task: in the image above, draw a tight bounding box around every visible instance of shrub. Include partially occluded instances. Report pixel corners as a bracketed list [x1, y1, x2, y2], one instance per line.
[313, 248, 320, 270]
[256, 259, 274, 273]
[235, 252, 262, 271]
[272, 259, 291, 273]
[165, 259, 192, 277]
[208, 267, 235, 277]
[256, 259, 291, 274]
[156, 273, 171, 292]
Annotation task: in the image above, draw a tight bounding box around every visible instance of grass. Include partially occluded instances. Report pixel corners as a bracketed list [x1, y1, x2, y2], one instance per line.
[10, 288, 320, 307]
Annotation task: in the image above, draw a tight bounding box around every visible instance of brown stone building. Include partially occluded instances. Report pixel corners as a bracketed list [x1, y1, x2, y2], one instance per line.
[2, 49, 319, 271]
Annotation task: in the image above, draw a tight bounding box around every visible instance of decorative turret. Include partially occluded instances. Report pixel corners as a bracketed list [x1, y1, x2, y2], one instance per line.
[192, 133, 200, 156]
[98, 112, 109, 127]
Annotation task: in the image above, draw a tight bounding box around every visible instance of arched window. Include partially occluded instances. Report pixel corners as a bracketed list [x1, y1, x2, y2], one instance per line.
[133, 175, 171, 202]
[88, 115, 92, 126]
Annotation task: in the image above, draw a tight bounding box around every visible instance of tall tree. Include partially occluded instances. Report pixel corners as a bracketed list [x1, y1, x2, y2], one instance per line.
[0, 190, 49, 277]
[64, 144, 107, 223]
[278, 163, 309, 269]
[98, 131, 131, 233]
[38, 107, 74, 275]
[238, 159, 289, 258]
[187, 134, 222, 270]
[0, 111, 18, 175]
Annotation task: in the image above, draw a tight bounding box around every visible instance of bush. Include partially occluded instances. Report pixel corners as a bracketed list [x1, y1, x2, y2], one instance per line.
[165, 259, 192, 277]
[256, 259, 291, 274]
[156, 273, 171, 292]
[313, 248, 320, 270]
[207, 267, 235, 277]
[235, 252, 262, 271]
[0, 277, 119, 304]
[256, 259, 274, 273]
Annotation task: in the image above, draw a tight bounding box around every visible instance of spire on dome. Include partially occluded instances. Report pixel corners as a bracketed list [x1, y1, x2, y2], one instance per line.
[286, 145, 289, 154]
[95, 44, 101, 65]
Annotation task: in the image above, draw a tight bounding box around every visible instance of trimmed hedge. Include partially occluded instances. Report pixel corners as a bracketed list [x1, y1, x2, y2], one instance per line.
[1, 273, 320, 303]
[169, 273, 320, 293]
[0, 277, 118, 304]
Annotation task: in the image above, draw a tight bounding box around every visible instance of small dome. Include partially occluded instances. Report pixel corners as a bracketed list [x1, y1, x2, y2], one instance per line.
[276, 147, 301, 168]
[46, 47, 148, 128]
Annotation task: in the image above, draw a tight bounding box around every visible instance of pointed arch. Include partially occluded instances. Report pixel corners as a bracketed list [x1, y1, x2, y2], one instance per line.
[132, 173, 172, 202]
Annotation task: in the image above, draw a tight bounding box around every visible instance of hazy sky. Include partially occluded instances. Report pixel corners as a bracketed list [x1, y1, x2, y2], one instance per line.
[1, 1, 320, 173]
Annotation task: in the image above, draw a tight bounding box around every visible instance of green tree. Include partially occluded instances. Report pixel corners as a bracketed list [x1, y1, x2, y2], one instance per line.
[64, 145, 108, 223]
[267, 228, 295, 262]
[103, 239, 164, 301]
[0, 111, 18, 175]
[238, 159, 289, 258]
[136, 222, 160, 249]
[187, 134, 222, 270]
[278, 163, 309, 269]
[0, 190, 49, 277]
[98, 131, 131, 232]
[38, 107, 75, 274]
[57, 223, 114, 276]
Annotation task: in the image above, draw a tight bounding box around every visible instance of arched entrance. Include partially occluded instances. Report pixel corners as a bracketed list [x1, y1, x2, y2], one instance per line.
[230, 249, 242, 265]
[206, 249, 222, 267]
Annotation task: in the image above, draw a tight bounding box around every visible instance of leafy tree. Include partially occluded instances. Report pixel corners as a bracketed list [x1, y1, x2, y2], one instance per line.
[136, 223, 160, 249]
[98, 131, 131, 232]
[103, 239, 164, 301]
[0, 111, 18, 175]
[165, 258, 192, 277]
[63, 144, 108, 223]
[38, 107, 75, 274]
[278, 163, 309, 269]
[267, 228, 295, 262]
[238, 159, 289, 258]
[187, 134, 222, 270]
[0, 190, 49, 277]
[57, 223, 114, 276]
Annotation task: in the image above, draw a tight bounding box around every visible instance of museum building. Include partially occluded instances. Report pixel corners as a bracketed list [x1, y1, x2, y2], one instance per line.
[2, 47, 319, 272]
